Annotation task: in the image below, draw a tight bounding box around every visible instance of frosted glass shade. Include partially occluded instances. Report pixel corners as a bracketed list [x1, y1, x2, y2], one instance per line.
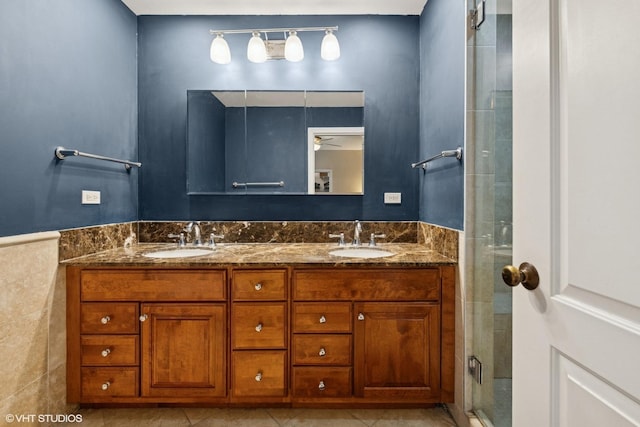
[284, 31, 304, 62]
[321, 30, 340, 61]
[247, 32, 267, 63]
[210, 35, 231, 64]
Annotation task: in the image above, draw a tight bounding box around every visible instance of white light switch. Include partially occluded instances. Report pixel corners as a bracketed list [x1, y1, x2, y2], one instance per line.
[384, 192, 402, 204]
[82, 190, 101, 205]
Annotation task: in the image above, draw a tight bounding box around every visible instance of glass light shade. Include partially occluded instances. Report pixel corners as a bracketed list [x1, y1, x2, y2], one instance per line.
[210, 34, 231, 64]
[284, 31, 304, 62]
[247, 32, 267, 63]
[321, 30, 340, 61]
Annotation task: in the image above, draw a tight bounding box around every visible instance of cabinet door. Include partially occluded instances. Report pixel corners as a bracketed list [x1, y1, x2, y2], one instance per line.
[354, 302, 440, 400]
[140, 303, 226, 397]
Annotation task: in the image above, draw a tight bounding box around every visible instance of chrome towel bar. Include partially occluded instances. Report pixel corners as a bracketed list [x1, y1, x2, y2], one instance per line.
[411, 147, 463, 169]
[55, 146, 141, 170]
[232, 181, 285, 188]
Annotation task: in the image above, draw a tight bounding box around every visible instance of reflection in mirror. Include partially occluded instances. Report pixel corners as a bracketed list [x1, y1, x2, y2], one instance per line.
[186, 90, 364, 195]
[308, 127, 364, 194]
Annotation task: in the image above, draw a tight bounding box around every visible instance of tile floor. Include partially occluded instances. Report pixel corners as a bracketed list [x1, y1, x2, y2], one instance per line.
[63, 407, 458, 427]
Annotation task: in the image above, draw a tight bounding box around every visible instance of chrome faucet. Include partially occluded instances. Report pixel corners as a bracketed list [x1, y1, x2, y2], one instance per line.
[184, 221, 202, 246]
[352, 220, 362, 246]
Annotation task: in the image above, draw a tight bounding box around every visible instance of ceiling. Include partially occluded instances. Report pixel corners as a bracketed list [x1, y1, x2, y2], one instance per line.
[120, 0, 429, 16]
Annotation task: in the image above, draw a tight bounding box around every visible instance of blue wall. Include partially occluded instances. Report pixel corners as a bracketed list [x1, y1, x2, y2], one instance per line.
[0, 0, 138, 237]
[419, 0, 465, 230]
[138, 15, 420, 221]
[0, 5, 466, 237]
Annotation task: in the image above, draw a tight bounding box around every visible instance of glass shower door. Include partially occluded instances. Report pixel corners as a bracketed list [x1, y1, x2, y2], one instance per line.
[466, 0, 513, 426]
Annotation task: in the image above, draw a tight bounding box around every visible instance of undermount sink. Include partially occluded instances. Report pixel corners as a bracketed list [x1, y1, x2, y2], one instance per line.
[329, 247, 395, 259]
[143, 247, 214, 258]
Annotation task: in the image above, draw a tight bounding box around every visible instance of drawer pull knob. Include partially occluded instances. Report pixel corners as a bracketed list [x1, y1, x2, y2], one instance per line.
[100, 316, 111, 325]
[319, 315, 327, 324]
[255, 323, 263, 332]
[255, 372, 263, 382]
[254, 282, 263, 291]
[139, 314, 148, 322]
[318, 380, 326, 391]
[319, 347, 326, 357]
[101, 381, 111, 391]
[358, 313, 365, 321]
[101, 348, 111, 357]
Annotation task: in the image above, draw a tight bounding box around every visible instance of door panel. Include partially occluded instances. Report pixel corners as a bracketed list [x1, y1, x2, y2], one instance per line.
[513, 0, 640, 425]
[140, 303, 226, 397]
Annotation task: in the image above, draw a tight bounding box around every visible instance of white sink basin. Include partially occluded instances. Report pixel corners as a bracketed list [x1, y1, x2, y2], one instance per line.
[329, 247, 395, 259]
[143, 248, 214, 258]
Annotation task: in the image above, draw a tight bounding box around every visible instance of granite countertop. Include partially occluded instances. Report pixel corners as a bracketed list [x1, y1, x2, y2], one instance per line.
[62, 242, 456, 267]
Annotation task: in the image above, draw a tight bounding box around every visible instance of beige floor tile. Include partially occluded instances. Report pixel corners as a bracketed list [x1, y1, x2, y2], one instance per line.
[59, 407, 457, 427]
[101, 407, 190, 427]
[280, 409, 367, 426]
[188, 408, 279, 427]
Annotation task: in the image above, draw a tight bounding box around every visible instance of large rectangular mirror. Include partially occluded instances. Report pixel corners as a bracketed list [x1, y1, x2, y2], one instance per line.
[187, 90, 364, 195]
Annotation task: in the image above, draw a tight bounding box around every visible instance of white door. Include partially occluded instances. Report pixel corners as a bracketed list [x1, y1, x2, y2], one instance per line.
[512, 0, 640, 426]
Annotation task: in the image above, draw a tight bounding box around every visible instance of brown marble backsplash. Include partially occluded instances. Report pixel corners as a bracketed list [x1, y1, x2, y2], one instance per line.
[59, 222, 137, 261]
[59, 221, 458, 261]
[138, 221, 418, 245]
[418, 222, 459, 260]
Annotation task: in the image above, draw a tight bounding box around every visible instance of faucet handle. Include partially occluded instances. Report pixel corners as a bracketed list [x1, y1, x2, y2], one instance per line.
[209, 233, 225, 247]
[368, 233, 386, 247]
[168, 233, 186, 247]
[329, 233, 346, 247]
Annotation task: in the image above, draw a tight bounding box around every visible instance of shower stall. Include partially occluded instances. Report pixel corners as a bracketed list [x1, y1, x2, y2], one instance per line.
[465, 0, 513, 426]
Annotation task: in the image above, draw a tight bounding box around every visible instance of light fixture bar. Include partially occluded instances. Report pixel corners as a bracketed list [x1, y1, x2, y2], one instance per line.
[209, 26, 338, 36]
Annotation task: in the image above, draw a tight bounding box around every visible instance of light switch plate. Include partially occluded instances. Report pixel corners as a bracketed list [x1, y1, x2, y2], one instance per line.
[384, 192, 402, 204]
[82, 190, 101, 205]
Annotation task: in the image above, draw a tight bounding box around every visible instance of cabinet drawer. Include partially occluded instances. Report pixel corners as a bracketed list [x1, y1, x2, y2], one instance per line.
[81, 367, 139, 398]
[81, 335, 139, 366]
[81, 303, 139, 334]
[80, 335, 140, 366]
[81, 269, 226, 301]
[293, 303, 351, 333]
[293, 269, 441, 301]
[232, 351, 286, 397]
[292, 334, 351, 365]
[232, 269, 286, 300]
[232, 303, 286, 349]
[292, 367, 352, 398]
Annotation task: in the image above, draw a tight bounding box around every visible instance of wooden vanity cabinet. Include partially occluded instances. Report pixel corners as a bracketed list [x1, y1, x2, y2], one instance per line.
[67, 268, 227, 404]
[67, 264, 454, 406]
[292, 267, 455, 404]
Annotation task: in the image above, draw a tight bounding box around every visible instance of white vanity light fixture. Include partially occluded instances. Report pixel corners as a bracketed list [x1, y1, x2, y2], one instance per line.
[321, 29, 340, 61]
[210, 33, 231, 64]
[284, 30, 304, 62]
[247, 31, 267, 63]
[209, 26, 339, 64]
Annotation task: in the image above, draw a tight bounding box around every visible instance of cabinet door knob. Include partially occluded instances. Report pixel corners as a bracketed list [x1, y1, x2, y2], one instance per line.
[254, 282, 263, 291]
[101, 348, 111, 358]
[100, 316, 111, 325]
[139, 314, 148, 322]
[101, 381, 111, 391]
[318, 380, 326, 391]
[357, 313, 365, 321]
[319, 315, 327, 324]
[318, 347, 326, 357]
[255, 323, 263, 332]
[255, 372, 263, 382]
